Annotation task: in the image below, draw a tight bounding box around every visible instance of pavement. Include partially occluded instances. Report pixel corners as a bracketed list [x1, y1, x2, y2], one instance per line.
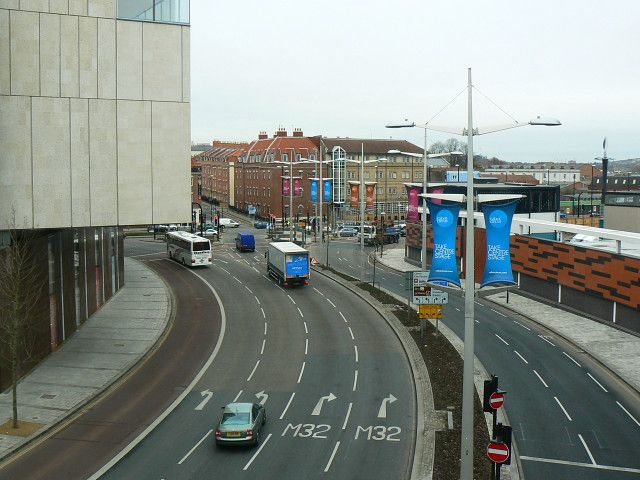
[374, 245, 640, 395]
[0, 257, 171, 461]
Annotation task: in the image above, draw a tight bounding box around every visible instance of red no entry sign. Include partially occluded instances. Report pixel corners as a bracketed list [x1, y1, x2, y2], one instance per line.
[487, 441, 510, 463]
[489, 391, 505, 409]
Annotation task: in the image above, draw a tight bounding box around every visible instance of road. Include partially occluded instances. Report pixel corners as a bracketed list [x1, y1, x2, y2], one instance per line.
[325, 237, 640, 479]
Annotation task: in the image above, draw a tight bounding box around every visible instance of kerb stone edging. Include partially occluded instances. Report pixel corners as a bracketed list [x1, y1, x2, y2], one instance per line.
[312, 267, 436, 480]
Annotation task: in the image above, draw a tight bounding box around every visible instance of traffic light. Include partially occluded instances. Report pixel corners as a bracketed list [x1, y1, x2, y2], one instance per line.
[192, 210, 196, 222]
[494, 423, 512, 465]
[483, 375, 499, 413]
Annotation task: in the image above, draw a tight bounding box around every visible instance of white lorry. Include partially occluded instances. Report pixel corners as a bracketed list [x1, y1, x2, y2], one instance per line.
[266, 242, 310, 287]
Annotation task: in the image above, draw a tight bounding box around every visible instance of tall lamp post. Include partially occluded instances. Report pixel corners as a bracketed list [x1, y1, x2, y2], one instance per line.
[388, 68, 560, 479]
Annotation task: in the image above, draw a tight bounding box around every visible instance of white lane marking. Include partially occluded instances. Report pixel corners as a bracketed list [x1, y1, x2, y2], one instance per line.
[327, 298, 336, 308]
[474, 301, 483, 306]
[304, 322, 308, 334]
[324, 441, 341, 473]
[252, 266, 259, 273]
[243, 259, 250, 266]
[342, 402, 353, 430]
[377, 394, 398, 418]
[195, 390, 214, 410]
[260, 339, 266, 355]
[616, 401, 640, 427]
[247, 360, 260, 382]
[220, 267, 230, 275]
[288, 294, 296, 305]
[587, 373, 608, 392]
[243, 433, 273, 471]
[520, 455, 640, 474]
[491, 308, 507, 317]
[354, 345, 359, 363]
[255, 295, 261, 305]
[261, 308, 265, 318]
[533, 370, 549, 388]
[264, 322, 267, 335]
[563, 351, 582, 367]
[339, 312, 348, 323]
[233, 276, 242, 284]
[218, 259, 229, 264]
[297, 307, 304, 318]
[305, 338, 308, 355]
[348, 326, 355, 340]
[232, 390, 243, 403]
[177, 429, 213, 465]
[297, 362, 306, 383]
[554, 396, 572, 421]
[474, 320, 480, 324]
[280, 392, 296, 420]
[245, 286, 253, 294]
[514, 320, 531, 331]
[538, 334, 556, 346]
[313, 287, 325, 296]
[352, 370, 358, 391]
[311, 393, 337, 416]
[514, 350, 529, 364]
[455, 307, 460, 312]
[578, 434, 597, 465]
[276, 285, 285, 293]
[495, 334, 509, 346]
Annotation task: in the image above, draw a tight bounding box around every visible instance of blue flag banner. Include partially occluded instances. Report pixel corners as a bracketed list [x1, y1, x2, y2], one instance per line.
[428, 200, 461, 287]
[310, 179, 319, 203]
[323, 179, 333, 202]
[480, 200, 518, 287]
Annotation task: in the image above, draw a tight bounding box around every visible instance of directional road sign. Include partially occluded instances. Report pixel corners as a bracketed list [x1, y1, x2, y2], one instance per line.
[412, 271, 448, 304]
[419, 304, 443, 319]
[489, 391, 505, 410]
[487, 441, 510, 463]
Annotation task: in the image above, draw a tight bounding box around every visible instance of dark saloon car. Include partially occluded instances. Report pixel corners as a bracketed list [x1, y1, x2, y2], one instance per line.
[254, 220, 268, 229]
[215, 403, 266, 447]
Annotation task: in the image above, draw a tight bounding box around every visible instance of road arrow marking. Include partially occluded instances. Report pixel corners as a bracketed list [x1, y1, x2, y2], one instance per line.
[377, 394, 397, 418]
[312, 393, 337, 416]
[195, 390, 213, 411]
[255, 390, 268, 406]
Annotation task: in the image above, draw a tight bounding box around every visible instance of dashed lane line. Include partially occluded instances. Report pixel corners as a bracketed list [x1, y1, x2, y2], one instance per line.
[243, 433, 273, 471]
[562, 351, 582, 367]
[279, 393, 295, 420]
[587, 373, 608, 392]
[578, 434, 597, 465]
[538, 335, 556, 347]
[554, 396, 572, 421]
[297, 362, 306, 383]
[616, 401, 640, 427]
[324, 441, 341, 473]
[514, 350, 529, 364]
[247, 360, 260, 382]
[495, 334, 509, 346]
[177, 430, 213, 465]
[533, 370, 549, 388]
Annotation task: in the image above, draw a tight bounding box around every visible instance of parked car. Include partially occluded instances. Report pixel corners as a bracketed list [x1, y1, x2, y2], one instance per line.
[559, 212, 567, 219]
[219, 218, 240, 228]
[203, 228, 218, 237]
[215, 402, 266, 447]
[339, 227, 358, 237]
[254, 220, 268, 229]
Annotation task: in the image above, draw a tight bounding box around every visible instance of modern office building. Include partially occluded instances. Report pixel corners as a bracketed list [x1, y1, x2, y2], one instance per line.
[0, 0, 190, 386]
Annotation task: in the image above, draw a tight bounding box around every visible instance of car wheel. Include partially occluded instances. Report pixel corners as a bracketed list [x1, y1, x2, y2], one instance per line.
[254, 431, 261, 446]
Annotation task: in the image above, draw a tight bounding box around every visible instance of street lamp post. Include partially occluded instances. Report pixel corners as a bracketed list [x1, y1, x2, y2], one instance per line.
[388, 69, 560, 479]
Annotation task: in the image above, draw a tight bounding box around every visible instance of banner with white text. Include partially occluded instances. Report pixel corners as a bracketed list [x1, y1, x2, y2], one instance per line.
[427, 200, 461, 287]
[480, 200, 518, 287]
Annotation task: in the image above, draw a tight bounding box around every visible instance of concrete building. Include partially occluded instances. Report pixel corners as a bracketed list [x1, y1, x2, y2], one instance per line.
[485, 164, 580, 185]
[0, 0, 190, 386]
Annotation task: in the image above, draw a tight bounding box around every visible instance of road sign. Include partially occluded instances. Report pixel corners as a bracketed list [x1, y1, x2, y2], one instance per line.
[412, 271, 431, 304]
[419, 304, 443, 319]
[487, 441, 510, 464]
[489, 391, 505, 410]
[423, 291, 449, 304]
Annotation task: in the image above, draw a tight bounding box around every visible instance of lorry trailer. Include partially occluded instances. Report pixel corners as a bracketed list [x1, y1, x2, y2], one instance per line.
[266, 242, 310, 286]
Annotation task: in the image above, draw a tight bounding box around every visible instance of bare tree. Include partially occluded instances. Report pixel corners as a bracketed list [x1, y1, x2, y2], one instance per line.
[0, 216, 46, 429]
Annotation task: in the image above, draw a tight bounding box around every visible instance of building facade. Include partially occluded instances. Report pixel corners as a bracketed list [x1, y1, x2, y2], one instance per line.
[0, 0, 190, 387]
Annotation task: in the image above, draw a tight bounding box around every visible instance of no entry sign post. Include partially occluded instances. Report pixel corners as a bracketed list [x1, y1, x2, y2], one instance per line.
[483, 376, 513, 480]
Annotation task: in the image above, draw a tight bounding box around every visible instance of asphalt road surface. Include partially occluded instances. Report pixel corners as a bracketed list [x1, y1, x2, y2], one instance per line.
[327, 237, 640, 479]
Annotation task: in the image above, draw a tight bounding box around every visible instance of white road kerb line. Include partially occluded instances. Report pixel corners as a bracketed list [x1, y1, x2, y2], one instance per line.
[353, 370, 358, 391]
[354, 345, 359, 363]
[313, 287, 324, 296]
[538, 334, 556, 346]
[288, 294, 296, 304]
[178, 429, 213, 465]
[563, 351, 582, 367]
[495, 334, 509, 346]
[297, 307, 304, 318]
[255, 296, 261, 305]
[339, 312, 348, 323]
[514, 320, 531, 331]
[327, 298, 337, 308]
[233, 390, 243, 403]
[348, 327, 355, 340]
[587, 373, 608, 392]
[342, 402, 353, 430]
[305, 338, 308, 355]
[554, 396, 572, 421]
[324, 441, 341, 472]
[260, 339, 266, 355]
[280, 392, 296, 420]
[264, 322, 267, 335]
[304, 322, 308, 334]
[297, 362, 306, 383]
[261, 308, 265, 319]
[243, 433, 273, 471]
[578, 434, 597, 465]
[514, 350, 529, 364]
[533, 370, 549, 388]
[245, 286, 253, 294]
[616, 401, 640, 427]
[247, 360, 260, 381]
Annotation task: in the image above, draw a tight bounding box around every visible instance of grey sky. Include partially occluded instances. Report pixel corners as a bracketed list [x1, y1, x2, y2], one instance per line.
[190, 0, 640, 164]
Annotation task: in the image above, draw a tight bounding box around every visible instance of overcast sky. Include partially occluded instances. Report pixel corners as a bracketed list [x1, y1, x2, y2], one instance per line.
[190, 0, 640, 164]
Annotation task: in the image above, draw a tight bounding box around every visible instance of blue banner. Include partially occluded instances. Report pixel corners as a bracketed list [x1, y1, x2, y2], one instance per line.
[481, 200, 518, 287]
[310, 179, 319, 202]
[428, 201, 461, 287]
[323, 179, 332, 202]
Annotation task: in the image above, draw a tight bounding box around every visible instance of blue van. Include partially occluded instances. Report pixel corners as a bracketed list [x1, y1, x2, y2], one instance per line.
[235, 232, 255, 252]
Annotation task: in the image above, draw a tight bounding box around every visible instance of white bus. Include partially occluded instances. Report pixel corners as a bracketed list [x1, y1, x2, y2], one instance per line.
[166, 231, 212, 267]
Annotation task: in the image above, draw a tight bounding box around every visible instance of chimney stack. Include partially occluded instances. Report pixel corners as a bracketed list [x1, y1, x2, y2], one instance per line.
[292, 128, 304, 137]
[258, 131, 268, 140]
[275, 127, 287, 137]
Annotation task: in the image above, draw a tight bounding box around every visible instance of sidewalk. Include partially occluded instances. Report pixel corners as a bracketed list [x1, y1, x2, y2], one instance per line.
[376, 245, 640, 394]
[0, 258, 170, 460]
